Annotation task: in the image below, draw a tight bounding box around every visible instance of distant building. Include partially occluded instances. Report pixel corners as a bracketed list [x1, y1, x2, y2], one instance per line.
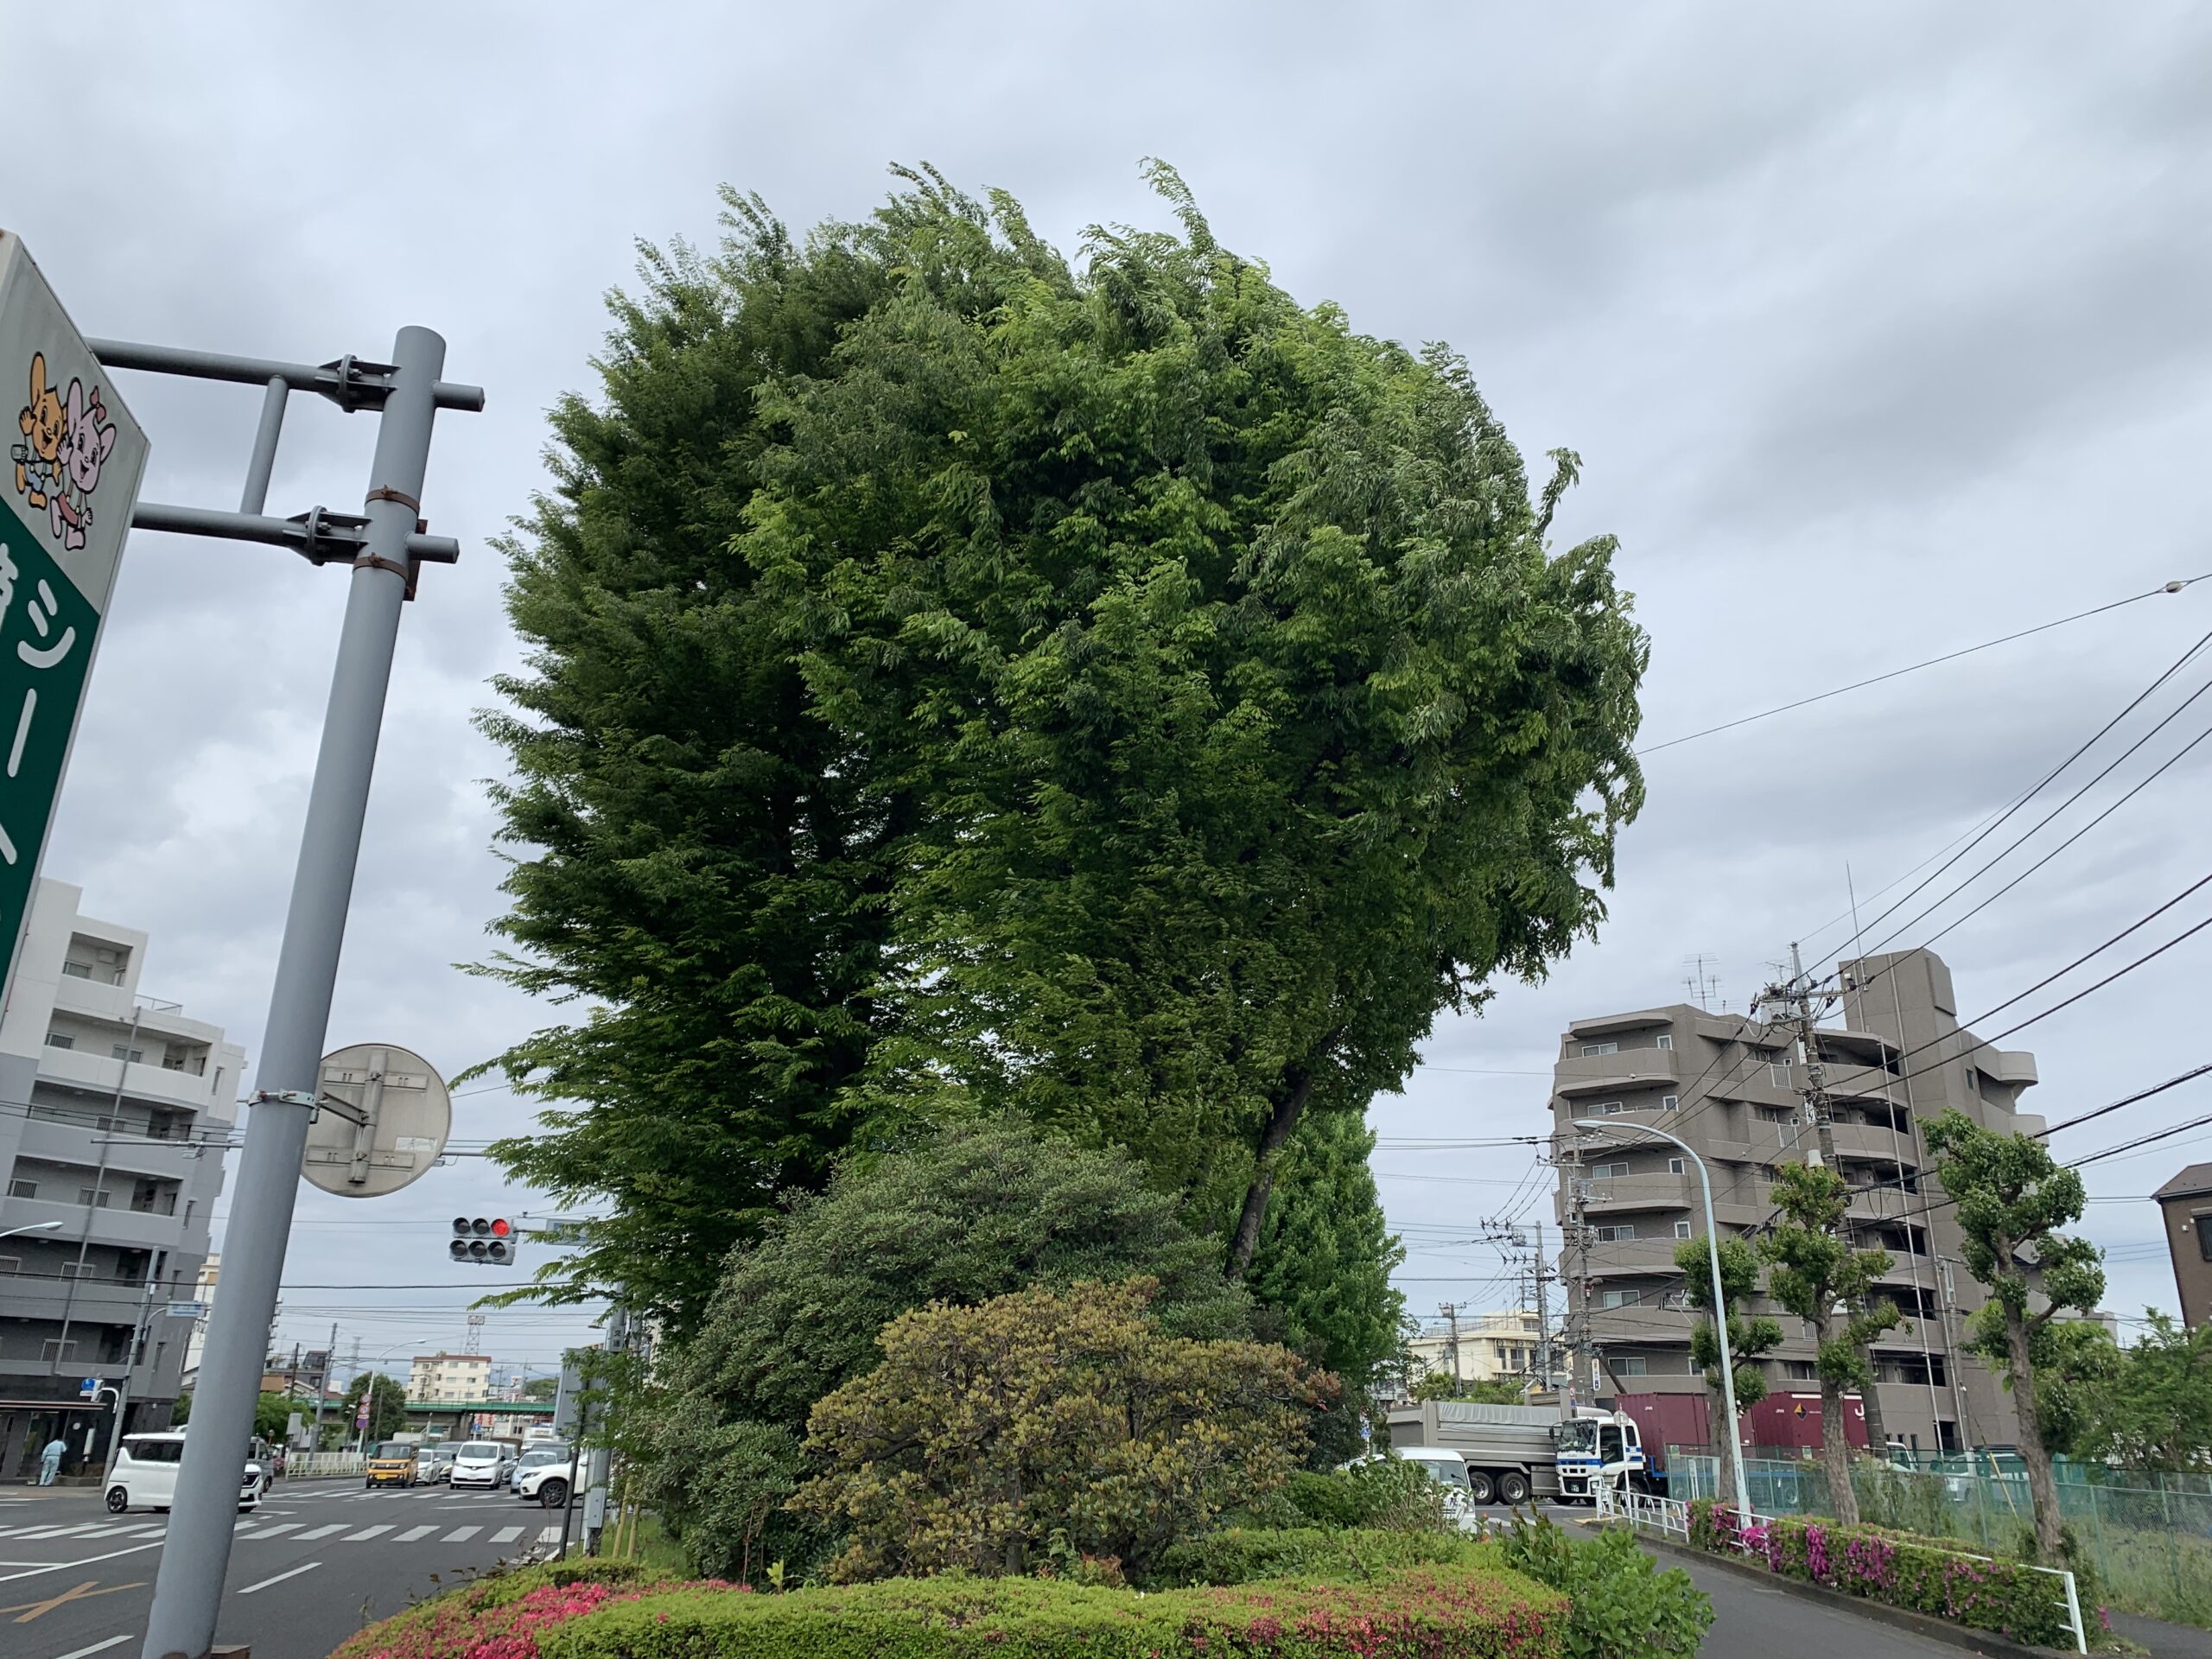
[409, 1352, 493, 1402]
[1549, 948, 2042, 1454]
[179, 1253, 219, 1389]
[1406, 1309, 1542, 1388]
[2154, 1164, 2212, 1330]
[0, 880, 243, 1480]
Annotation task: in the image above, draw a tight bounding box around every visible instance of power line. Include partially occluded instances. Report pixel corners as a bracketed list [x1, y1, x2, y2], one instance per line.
[1636, 575, 2208, 757]
[2037, 1064, 2212, 1139]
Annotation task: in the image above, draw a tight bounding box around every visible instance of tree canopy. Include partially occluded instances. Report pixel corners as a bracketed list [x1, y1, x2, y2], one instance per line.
[478, 163, 1645, 1334]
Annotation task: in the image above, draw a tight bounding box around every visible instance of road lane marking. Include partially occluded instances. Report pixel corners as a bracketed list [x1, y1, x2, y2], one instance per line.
[238, 1560, 321, 1595]
[537, 1527, 560, 1544]
[489, 1527, 524, 1545]
[118, 1527, 164, 1539]
[295, 1524, 347, 1541]
[0, 1541, 168, 1585]
[394, 1526, 436, 1542]
[440, 1526, 480, 1543]
[340, 1524, 394, 1542]
[52, 1637, 130, 1658]
[241, 1522, 302, 1540]
[2, 1576, 149, 1622]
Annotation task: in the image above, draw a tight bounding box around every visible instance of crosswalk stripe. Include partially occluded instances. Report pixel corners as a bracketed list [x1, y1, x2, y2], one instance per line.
[12, 1524, 99, 1538]
[126, 1524, 167, 1538]
[243, 1522, 302, 1539]
[342, 1524, 394, 1542]
[296, 1523, 347, 1541]
[441, 1526, 480, 1543]
[490, 1526, 524, 1544]
[74, 1524, 141, 1538]
[538, 1527, 561, 1545]
[395, 1525, 437, 1541]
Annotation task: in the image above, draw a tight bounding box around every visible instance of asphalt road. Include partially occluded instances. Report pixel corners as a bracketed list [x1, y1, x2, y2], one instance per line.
[0, 1476, 572, 1659]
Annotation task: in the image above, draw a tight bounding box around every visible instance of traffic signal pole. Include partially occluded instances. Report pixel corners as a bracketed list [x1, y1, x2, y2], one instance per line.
[139, 327, 462, 1659]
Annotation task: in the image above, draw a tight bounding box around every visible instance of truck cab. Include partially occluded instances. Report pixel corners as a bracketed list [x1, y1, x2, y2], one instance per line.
[1552, 1409, 1665, 1501]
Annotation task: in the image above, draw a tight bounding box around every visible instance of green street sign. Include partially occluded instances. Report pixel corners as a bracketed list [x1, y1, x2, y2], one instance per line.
[0, 232, 149, 1000]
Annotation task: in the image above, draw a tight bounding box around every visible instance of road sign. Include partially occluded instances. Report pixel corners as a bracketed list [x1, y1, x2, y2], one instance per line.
[79, 1376, 100, 1398]
[302, 1041, 451, 1198]
[0, 233, 149, 1004]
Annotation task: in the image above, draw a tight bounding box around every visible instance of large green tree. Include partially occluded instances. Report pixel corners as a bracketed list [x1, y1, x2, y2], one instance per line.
[1244, 1108, 1404, 1386]
[1924, 1109, 2106, 1560]
[480, 164, 1644, 1328]
[1758, 1161, 1902, 1527]
[2068, 1312, 2212, 1471]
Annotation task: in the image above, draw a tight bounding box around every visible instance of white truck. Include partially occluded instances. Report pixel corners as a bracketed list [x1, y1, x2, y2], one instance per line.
[1386, 1401, 1563, 1504]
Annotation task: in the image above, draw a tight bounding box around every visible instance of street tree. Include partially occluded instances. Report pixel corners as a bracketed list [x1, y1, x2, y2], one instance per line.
[340, 1372, 408, 1443]
[1924, 1109, 2107, 1560]
[478, 164, 1645, 1328]
[1410, 1375, 1529, 1405]
[1674, 1233, 1783, 1514]
[1758, 1160, 1903, 1526]
[2069, 1313, 2212, 1471]
[792, 1276, 1324, 1581]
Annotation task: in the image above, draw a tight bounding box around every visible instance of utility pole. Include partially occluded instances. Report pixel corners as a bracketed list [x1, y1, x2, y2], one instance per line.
[1440, 1303, 1462, 1390]
[309, 1322, 337, 1451]
[581, 1307, 628, 1556]
[136, 325, 480, 1659]
[1531, 1221, 1551, 1393]
[1560, 1138, 1592, 1408]
[1770, 943, 1891, 1459]
[101, 1265, 162, 1479]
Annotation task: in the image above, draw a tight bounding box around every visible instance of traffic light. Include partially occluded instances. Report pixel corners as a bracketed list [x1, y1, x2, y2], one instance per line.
[450, 1216, 518, 1265]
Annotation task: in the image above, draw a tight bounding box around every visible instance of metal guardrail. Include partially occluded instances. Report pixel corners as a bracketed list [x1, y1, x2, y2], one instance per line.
[282, 1451, 365, 1478]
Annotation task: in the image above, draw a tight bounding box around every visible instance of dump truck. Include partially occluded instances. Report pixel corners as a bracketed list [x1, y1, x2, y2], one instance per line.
[1385, 1401, 1566, 1504]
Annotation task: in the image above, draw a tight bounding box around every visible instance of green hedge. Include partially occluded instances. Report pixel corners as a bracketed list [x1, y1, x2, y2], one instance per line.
[1149, 1525, 1487, 1586]
[537, 1567, 1568, 1659]
[331, 1560, 675, 1659]
[1496, 1513, 1711, 1659]
[1686, 1499, 2077, 1648]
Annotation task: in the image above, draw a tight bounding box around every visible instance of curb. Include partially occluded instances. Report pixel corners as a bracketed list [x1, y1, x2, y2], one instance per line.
[1636, 1533, 2076, 1659]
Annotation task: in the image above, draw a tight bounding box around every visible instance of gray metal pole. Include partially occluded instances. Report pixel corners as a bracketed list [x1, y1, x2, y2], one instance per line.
[140, 326, 448, 1659]
[238, 378, 288, 515]
[1573, 1118, 1754, 1522]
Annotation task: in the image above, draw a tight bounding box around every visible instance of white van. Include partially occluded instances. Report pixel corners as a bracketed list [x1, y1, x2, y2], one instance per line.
[105, 1432, 264, 1514]
[448, 1440, 518, 1491]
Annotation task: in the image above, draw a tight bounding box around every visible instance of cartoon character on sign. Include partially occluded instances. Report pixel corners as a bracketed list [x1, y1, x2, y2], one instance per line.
[53, 376, 118, 553]
[10, 354, 66, 513]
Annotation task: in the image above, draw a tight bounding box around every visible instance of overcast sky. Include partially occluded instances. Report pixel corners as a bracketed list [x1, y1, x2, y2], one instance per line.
[6, 3, 2209, 1379]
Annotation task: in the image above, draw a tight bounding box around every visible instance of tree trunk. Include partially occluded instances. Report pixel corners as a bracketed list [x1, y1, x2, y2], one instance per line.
[1856, 1323, 1891, 1459]
[1224, 1042, 1336, 1280]
[2001, 1301, 2066, 1561]
[1707, 1374, 1745, 1517]
[1816, 1312, 1859, 1525]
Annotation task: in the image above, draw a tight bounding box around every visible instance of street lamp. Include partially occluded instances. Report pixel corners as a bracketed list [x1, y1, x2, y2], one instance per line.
[1573, 1118, 1755, 1524]
[0, 1220, 66, 1243]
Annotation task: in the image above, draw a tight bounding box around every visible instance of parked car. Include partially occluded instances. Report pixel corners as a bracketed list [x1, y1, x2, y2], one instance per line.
[365, 1440, 423, 1489]
[423, 1444, 457, 1484]
[105, 1433, 264, 1514]
[448, 1440, 516, 1491]
[512, 1444, 574, 1510]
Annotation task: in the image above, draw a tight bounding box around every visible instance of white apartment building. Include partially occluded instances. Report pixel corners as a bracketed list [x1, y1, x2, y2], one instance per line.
[0, 880, 244, 1481]
[409, 1352, 493, 1403]
[1405, 1308, 1543, 1389]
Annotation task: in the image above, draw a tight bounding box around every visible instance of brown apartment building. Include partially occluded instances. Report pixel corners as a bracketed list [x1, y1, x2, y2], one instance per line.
[1549, 948, 2039, 1453]
[2154, 1164, 2212, 1329]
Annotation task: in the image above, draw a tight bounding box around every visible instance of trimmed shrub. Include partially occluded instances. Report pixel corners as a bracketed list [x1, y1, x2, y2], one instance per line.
[1687, 1499, 2077, 1648]
[537, 1567, 1568, 1659]
[1283, 1458, 1452, 1532]
[1496, 1512, 1711, 1659]
[1149, 1525, 1487, 1586]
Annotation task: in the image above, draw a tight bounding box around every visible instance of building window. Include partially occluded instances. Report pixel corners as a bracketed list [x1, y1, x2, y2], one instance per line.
[1590, 1162, 1629, 1179]
[1674, 1220, 1694, 1239]
[1669, 1157, 1685, 1174]
[1611, 1356, 1649, 1376]
[45, 1032, 74, 1050]
[2195, 1211, 2212, 1264]
[112, 1046, 145, 1065]
[1656, 1033, 1674, 1051]
[1596, 1101, 1624, 1116]
[1661, 1095, 1680, 1110]
[1593, 1224, 1637, 1243]
[7, 1177, 35, 1198]
[1580, 1040, 1619, 1058]
[1770, 1063, 1793, 1087]
[1783, 1360, 1818, 1382]
[1756, 1105, 1792, 1124]
[41, 1338, 78, 1361]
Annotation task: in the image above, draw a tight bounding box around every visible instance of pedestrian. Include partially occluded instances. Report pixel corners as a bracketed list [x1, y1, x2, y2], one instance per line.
[37, 1435, 67, 1485]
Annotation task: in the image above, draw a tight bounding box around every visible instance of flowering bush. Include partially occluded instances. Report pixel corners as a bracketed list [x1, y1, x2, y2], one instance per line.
[331, 1561, 681, 1659]
[1686, 1500, 2077, 1647]
[536, 1566, 1569, 1659]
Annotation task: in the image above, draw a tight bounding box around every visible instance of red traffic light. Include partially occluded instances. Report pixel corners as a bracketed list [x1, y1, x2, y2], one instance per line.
[490, 1217, 512, 1237]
